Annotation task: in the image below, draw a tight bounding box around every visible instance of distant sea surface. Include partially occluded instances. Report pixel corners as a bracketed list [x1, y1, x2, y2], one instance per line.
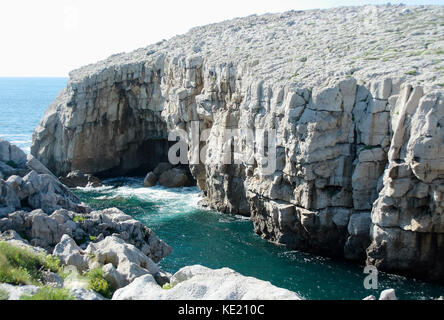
[0, 77, 68, 153]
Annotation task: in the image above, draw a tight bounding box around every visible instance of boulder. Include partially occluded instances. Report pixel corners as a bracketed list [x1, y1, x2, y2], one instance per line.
[85, 236, 160, 287]
[379, 289, 397, 300]
[153, 162, 173, 177]
[0, 161, 18, 179]
[113, 265, 303, 300]
[158, 168, 193, 188]
[0, 180, 20, 217]
[0, 140, 91, 217]
[102, 263, 126, 289]
[21, 171, 90, 214]
[143, 172, 157, 187]
[53, 234, 89, 271]
[69, 288, 106, 300]
[0, 208, 172, 263]
[27, 210, 71, 249]
[0, 229, 27, 242]
[83, 208, 172, 262]
[25, 154, 55, 177]
[60, 170, 102, 188]
[112, 274, 159, 300]
[41, 270, 64, 288]
[0, 138, 27, 167]
[5, 175, 25, 200]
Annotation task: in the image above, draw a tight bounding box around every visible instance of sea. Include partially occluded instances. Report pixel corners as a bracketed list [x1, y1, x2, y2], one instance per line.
[1, 77, 443, 300]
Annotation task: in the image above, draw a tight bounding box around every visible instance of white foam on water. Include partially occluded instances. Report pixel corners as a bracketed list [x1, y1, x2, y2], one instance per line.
[75, 185, 114, 192]
[78, 178, 205, 222]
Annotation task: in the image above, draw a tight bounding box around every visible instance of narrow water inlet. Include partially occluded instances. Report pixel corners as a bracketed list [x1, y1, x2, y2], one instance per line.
[73, 178, 444, 300]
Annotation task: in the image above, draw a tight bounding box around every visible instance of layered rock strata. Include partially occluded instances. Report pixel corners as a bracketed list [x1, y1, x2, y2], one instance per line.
[31, 5, 444, 282]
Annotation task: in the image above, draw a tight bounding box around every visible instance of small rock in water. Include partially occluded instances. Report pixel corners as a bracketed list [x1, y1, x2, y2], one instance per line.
[158, 168, 193, 188]
[60, 170, 102, 188]
[152, 162, 173, 177]
[379, 289, 397, 300]
[143, 172, 157, 187]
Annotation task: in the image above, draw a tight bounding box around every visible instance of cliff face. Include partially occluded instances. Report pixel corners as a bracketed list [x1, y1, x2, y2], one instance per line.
[32, 5, 444, 282]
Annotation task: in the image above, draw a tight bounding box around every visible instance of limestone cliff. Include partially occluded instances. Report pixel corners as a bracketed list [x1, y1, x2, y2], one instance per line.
[32, 5, 444, 282]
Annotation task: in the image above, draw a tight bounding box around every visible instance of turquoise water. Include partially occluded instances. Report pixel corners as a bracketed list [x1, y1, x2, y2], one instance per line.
[0, 78, 68, 152]
[74, 177, 444, 300]
[1, 78, 443, 300]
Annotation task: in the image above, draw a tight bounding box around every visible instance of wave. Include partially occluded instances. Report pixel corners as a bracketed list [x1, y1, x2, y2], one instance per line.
[77, 178, 205, 222]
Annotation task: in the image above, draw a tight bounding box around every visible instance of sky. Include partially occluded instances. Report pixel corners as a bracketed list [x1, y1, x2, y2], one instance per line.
[0, 0, 442, 77]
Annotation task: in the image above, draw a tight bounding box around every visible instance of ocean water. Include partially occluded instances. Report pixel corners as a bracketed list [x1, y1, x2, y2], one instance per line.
[2, 78, 444, 300]
[74, 177, 444, 300]
[0, 78, 68, 153]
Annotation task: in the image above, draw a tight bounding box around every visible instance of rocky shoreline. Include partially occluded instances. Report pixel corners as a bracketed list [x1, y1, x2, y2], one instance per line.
[0, 138, 307, 300]
[2, 4, 444, 299]
[30, 4, 444, 284]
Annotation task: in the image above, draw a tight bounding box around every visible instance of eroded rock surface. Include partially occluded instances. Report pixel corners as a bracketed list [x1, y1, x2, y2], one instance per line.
[112, 265, 303, 300]
[0, 139, 90, 216]
[0, 207, 171, 262]
[31, 5, 444, 282]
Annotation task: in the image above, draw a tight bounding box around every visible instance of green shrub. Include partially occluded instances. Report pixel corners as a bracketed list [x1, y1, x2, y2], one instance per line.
[73, 216, 85, 223]
[86, 268, 113, 299]
[405, 70, 418, 76]
[21, 286, 75, 300]
[162, 283, 175, 290]
[0, 289, 9, 300]
[0, 242, 43, 285]
[42, 254, 62, 274]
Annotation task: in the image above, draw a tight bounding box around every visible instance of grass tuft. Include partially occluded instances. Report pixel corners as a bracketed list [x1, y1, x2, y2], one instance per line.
[21, 286, 75, 300]
[73, 216, 85, 223]
[405, 70, 418, 76]
[0, 241, 62, 286]
[86, 268, 113, 299]
[162, 283, 175, 290]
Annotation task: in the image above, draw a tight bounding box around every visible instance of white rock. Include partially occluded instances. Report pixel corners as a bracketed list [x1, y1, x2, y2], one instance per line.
[113, 265, 303, 300]
[69, 288, 106, 300]
[0, 283, 40, 300]
[53, 234, 89, 271]
[85, 236, 159, 287]
[379, 289, 397, 300]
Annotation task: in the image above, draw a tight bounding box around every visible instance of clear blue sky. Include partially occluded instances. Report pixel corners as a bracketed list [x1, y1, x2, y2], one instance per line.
[0, 0, 442, 77]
